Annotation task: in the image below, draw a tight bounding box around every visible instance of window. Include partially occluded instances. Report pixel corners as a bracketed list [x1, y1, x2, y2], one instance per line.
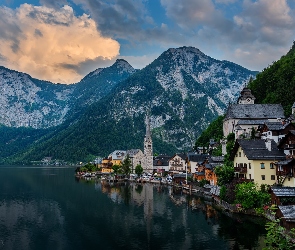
[271, 175, 275, 180]
[239, 152, 241, 157]
[261, 175, 265, 180]
[260, 163, 265, 169]
[249, 174, 252, 180]
[249, 163, 251, 169]
[270, 163, 274, 169]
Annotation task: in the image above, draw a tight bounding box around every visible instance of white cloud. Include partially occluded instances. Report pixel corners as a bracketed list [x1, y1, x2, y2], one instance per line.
[0, 4, 120, 83]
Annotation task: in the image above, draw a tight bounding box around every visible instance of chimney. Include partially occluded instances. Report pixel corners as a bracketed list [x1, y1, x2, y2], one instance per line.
[265, 139, 272, 151]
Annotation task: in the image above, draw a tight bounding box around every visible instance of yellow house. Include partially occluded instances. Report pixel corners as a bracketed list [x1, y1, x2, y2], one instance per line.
[231, 139, 286, 186]
[101, 158, 113, 173]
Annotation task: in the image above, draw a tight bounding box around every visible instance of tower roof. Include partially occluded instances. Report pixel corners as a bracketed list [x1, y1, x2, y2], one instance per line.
[237, 87, 256, 104]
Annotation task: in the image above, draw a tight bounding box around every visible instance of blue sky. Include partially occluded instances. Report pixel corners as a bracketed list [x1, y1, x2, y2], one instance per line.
[0, 0, 295, 83]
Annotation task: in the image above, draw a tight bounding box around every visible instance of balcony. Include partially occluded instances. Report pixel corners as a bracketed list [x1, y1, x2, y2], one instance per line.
[276, 170, 294, 177]
[234, 167, 247, 173]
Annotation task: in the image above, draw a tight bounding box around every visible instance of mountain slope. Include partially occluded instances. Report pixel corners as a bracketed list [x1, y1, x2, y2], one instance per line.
[248, 41, 295, 116]
[9, 46, 257, 163]
[0, 59, 137, 129]
[0, 66, 74, 128]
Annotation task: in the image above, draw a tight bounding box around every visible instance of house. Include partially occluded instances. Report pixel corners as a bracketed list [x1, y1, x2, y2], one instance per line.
[269, 187, 295, 206]
[153, 155, 171, 175]
[277, 130, 295, 157]
[173, 173, 193, 185]
[187, 153, 208, 181]
[169, 153, 187, 174]
[108, 150, 127, 166]
[101, 158, 113, 173]
[274, 158, 295, 187]
[231, 139, 286, 186]
[205, 156, 224, 185]
[258, 121, 295, 143]
[276, 206, 295, 230]
[126, 149, 144, 172]
[223, 87, 285, 138]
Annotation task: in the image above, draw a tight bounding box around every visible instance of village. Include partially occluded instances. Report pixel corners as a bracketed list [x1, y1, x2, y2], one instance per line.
[76, 87, 295, 233]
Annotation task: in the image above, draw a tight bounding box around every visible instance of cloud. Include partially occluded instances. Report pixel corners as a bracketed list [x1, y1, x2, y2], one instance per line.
[39, 0, 69, 9]
[0, 4, 120, 83]
[160, 0, 295, 70]
[215, 0, 236, 3]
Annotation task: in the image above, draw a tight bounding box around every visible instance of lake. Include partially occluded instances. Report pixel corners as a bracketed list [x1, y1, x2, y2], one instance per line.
[0, 166, 267, 250]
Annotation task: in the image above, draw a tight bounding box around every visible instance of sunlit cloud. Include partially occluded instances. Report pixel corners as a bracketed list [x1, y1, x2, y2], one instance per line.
[0, 4, 120, 83]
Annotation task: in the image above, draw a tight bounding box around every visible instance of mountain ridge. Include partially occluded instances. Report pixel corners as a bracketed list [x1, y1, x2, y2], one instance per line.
[0, 46, 258, 163]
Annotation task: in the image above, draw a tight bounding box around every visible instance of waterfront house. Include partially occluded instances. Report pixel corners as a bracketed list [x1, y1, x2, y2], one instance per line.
[276, 205, 295, 230]
[231, 139, 286, 186]
[153, 155, 171, 175]
[109, 150, 127, 166]
[223, 87, 285, 138]
[169, 153, 187, 174]
[173, 173, 192, 185]
[101, 158, 113, 173]
[270, 187, 295, 205]
[204, 156, 224, 185]
[187, 153, 208, 175]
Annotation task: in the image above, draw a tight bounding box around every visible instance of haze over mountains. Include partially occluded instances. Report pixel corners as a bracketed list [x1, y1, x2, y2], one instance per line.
[0, 46, 257, 163]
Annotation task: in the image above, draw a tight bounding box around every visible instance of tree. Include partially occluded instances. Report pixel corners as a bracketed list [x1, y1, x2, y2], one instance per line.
[112, 164, 121, 174]
[214, 164, 234, 186]
[121, 154, 132, 175]
[135, 164, 143, 176]
[264, 207, 295, 250]
[235, 182, 270, 210]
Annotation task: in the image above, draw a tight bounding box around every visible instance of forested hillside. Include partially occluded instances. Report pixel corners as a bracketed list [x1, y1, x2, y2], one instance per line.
[248, 41, 295, 116]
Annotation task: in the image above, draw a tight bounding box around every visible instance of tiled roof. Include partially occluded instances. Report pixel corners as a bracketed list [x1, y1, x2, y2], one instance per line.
[264, 121, 286, 131]
[188, 154, 208, 162]
[271, 187, 295, 197]
[276, 159, 294, 166]
[209, 156, 224, 162]
[175, 153, 187, 160]
[236, 119, 266, 125]
[153, 155, 171, 166]
[210, 186, 220, 196]
[126, 149, 141, 156]
[278, 205, 295, 221]
[225, 104, 284, 120]
[234, 139, 286, 160]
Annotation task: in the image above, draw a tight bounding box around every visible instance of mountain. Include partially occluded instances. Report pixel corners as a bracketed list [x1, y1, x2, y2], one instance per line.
[0, 66, 74, 128]
[68, 59, 137, 119]
[5, 46, 258, 163]
[0, 59, 136, 129]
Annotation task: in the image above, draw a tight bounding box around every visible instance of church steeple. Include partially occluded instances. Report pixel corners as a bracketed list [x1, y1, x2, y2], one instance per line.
[143, 114, 153, 173]
[237, 87, 256, 104]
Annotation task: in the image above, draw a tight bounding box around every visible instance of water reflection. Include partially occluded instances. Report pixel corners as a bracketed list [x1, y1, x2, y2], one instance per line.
[0, 167, 267, 250]
[99, 181, 267, 250]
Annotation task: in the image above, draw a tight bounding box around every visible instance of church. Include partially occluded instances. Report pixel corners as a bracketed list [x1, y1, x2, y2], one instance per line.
[142, 115, 153, 173]
[223, 87, 285, 139]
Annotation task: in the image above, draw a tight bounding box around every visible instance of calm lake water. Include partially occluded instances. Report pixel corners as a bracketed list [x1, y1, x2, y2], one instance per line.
[0, 166, 267, 250]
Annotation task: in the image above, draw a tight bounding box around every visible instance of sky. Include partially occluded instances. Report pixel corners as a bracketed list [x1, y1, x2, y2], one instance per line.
[0, 0, 295, 84]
